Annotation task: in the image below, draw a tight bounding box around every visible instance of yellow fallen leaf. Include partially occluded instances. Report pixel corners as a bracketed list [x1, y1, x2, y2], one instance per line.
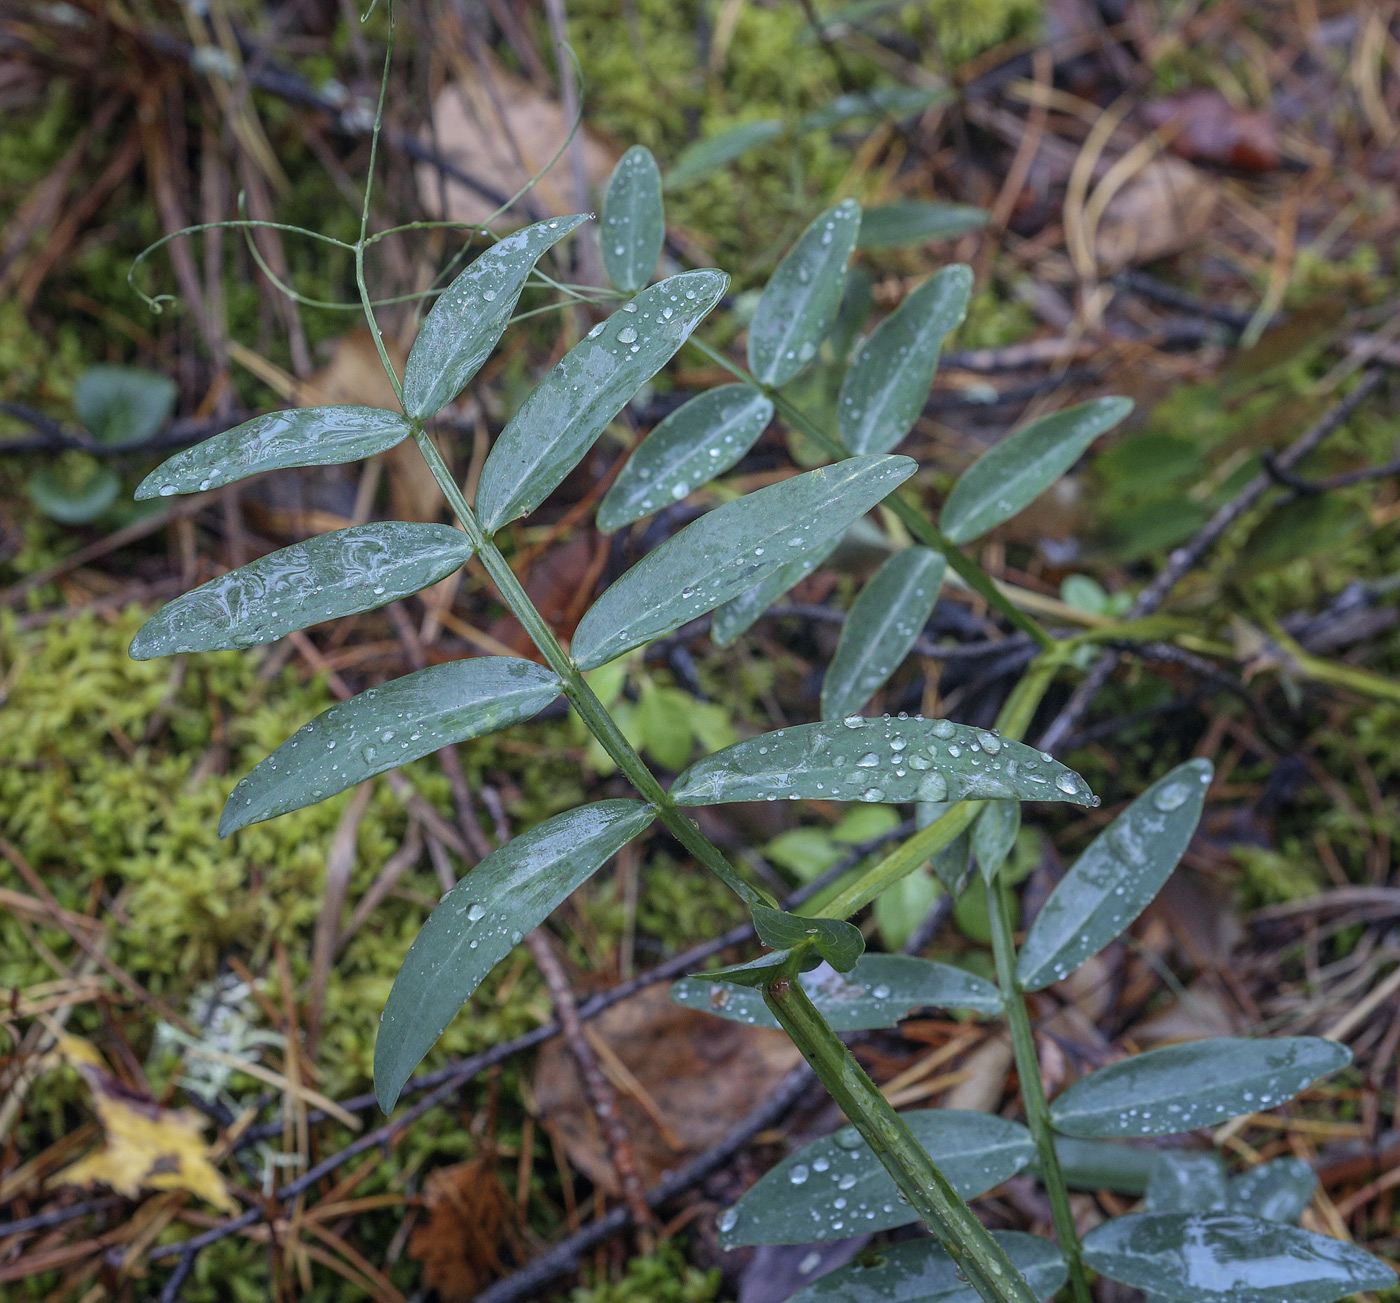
[52, 1035, 237, 1214]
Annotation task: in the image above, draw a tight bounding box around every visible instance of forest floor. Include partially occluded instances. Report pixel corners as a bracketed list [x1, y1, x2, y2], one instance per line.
[1, 1, 1398, 1300]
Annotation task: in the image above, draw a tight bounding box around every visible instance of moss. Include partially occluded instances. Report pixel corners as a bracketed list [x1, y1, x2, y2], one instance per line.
[569, 1241, 722, 1303]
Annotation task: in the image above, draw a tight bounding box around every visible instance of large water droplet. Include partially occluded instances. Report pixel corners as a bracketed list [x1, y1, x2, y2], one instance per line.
[617, 326, 638, 344]
[856, 752, 879, 768]
[1054, 772, 1080, 796]
[1153, 781, 1191, 811]
[930, 719, 956, 739]
[918, 772, 949, 802]
[718, 1208, 738, 1233]
[789, 1164, 810, 1185]
[466, 903, 486, 922]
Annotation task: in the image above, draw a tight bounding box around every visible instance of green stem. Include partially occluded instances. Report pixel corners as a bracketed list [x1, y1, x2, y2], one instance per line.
[986, 877, 1092, 1303]
[407, 428, 770, 911]
[686, 337, 1053, 649]
[764, 976, 1037, 1303]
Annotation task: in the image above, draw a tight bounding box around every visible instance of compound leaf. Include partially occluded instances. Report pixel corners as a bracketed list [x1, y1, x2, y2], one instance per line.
[940, 397, 1133, 545]
[374, 800, 654, 1110]
[672, 953, 1003, 1031]
[136, 407, 413, 500]
[131, 523, 474, 658]
[601, 146, 664, 293]
[839, 266, 971, 455]
[403, 215, 587, 420]
[573, 455, 914, 670]
[1081, 1212, 1396, 1303]
[1049, 1037, 1353, 1139]
[719, 1111, 1033, 1247]
[221, 658, 561, 835]
[672, 716, 1097, 808]
[711, 532, 842, 647]
[748, 199, 860, 388]
[786, 1232, 1066, 1303]
[476, 269, 727, 533]
[821, 547, 945, 721]
[1017, 758, 1212, 991]
[597, 384, 773, 531]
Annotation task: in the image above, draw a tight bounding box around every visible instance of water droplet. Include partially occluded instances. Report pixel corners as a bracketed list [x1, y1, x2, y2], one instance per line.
[159, 484, 177, 497]
[837, 1172, 857, 1190]
[812, 1156, 830, 1173]
[981, 732, 1002, 755]
[843, 716, 864, 729]
[871, 984, 891, 999]
[834, 1127, 861, 1149]
[466, 903, 486, 922]
[671, 483, 688, 500]
[1153, 781, 1191, 811]
[930, 719, 956, 738]
[918, 772, 949, 802]
[789, 1164, 810, 1185]
[617, 326, 638, 344]
[718, 1208, 738, 1233]
[1055, 772, 1080, 796]
[856, 752, 879, 768]
[862, 787, 885, 802]
[482, 289, 497, 302]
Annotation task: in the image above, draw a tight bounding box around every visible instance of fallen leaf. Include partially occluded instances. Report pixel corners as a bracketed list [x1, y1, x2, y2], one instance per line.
[417, 54, 615, 228]
[533, 984, 802, 1192]
[1142, 89, 1281, 172]
[51, 1035, 237, 1213]
[1094, 157, 1218, 272]
[407, 1158, 512, 1302]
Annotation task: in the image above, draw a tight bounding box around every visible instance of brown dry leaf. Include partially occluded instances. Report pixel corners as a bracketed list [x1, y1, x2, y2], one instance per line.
[1095, 156, 1218, 272]
[533, 984, 802, 1192]
[51, 1035, 237, 1213]
[407, 1158, 511, 1302]
[417, 54, 615, 227]
[1142, 89, 1281, 173]
[942, 1033, 1012, 1113]
[300, 330, 443, 522]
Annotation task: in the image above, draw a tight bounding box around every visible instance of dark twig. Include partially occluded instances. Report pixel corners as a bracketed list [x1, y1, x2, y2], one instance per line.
[1262, 451, 1400, 494]
[0, 1196, 123, 1240]
[1038, 365, 1389, 753]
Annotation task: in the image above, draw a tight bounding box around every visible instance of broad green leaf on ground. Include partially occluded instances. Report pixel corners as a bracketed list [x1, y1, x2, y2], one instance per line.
[786, 1231, 1066, 1303]
[402, 215, 587, 420]
[664, 120, 785, 189]
[131, 524, 474, 658]
[1049, 1037, 1352, 1138]
[856, 202, 989, 250]
[75, 366, 177, 445]
[597, 385, 773, 531]
[839, 266, 972, 455]
[1017, 758, 1212, 990]
[672, 716, 1097, 807]
[28, 464, 120, 524]
[1145, 1152, 1229, 1214]
[748, 200, 861, 388]
[797, 84, 953, 134]
[940, 397, 1133, 544]
[752, 906, 864, 972]
[672, 954, 1003, 1030]
[719, 1111, 1033, 1247]
[221, 658, 561, 834]
[821, 547, 946, 720]
[711, 532, 842, 646]
[136, 407, 413, 499]
[601, 146, 664, 293]
[973, 800, 1021, 884]
[1228, 1158, 1316, 1223]
[572, 456, 914, 670]
[374, 800, 654, 1110]
[475, 269, 728, 532]
[1081, 1212, 1396, 1303]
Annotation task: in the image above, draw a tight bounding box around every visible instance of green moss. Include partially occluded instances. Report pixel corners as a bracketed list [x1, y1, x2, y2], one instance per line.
[569, 1241, 722, 1303]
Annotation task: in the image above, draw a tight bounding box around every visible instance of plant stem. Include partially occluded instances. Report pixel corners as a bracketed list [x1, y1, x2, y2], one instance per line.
[686, 337, 1053, 649]
[764, 976, 1037, 1303]
[986, 877, 1092, 1303]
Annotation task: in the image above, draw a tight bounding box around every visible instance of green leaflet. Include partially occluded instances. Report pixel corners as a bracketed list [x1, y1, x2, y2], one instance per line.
[373, 800, 654, 1111]
[220, 658, 561, 835]
[664, 120, 785, 190]
[1048, 1137, 1155, 1195]
[1081, 1212, 1396, 1303]
[672, 953, 1003, 1031]
[135, 406, 413, 499]
[972, 800, 1020, 884]
[75, 365, 176, 445]
[1016, 758, 1212, 990]
[1048, 1037, 1352, 1139]
[601, 146, 664, 293]
[572, 456, 914, 670]
[475, 269, 728, 533]
[597, 385, 773, 532]
[705, 949, 808, 988]
[1228, 1158, 1317, 1224]
[28, 464, 120, 525]
[797, 84, 952, 134]
[748, 200, 861, 388]
[839, 266, 972, 455]
[130, 523, 474, 658]
[855, 202, 989, 250]
[671, 716, 1097, 808]
[919, 800, 973, 895]
[940, 396, 1133, 544]
[820, 547, 946, 721]
[718, 1111, 1034, 1247]
[752, 906, 864, 972]
[1145, 1152, 1229, 1214]
[403, 215, 587, 421]
[711, 532, 842, 647]
[786, 1232, 1066, 1303]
